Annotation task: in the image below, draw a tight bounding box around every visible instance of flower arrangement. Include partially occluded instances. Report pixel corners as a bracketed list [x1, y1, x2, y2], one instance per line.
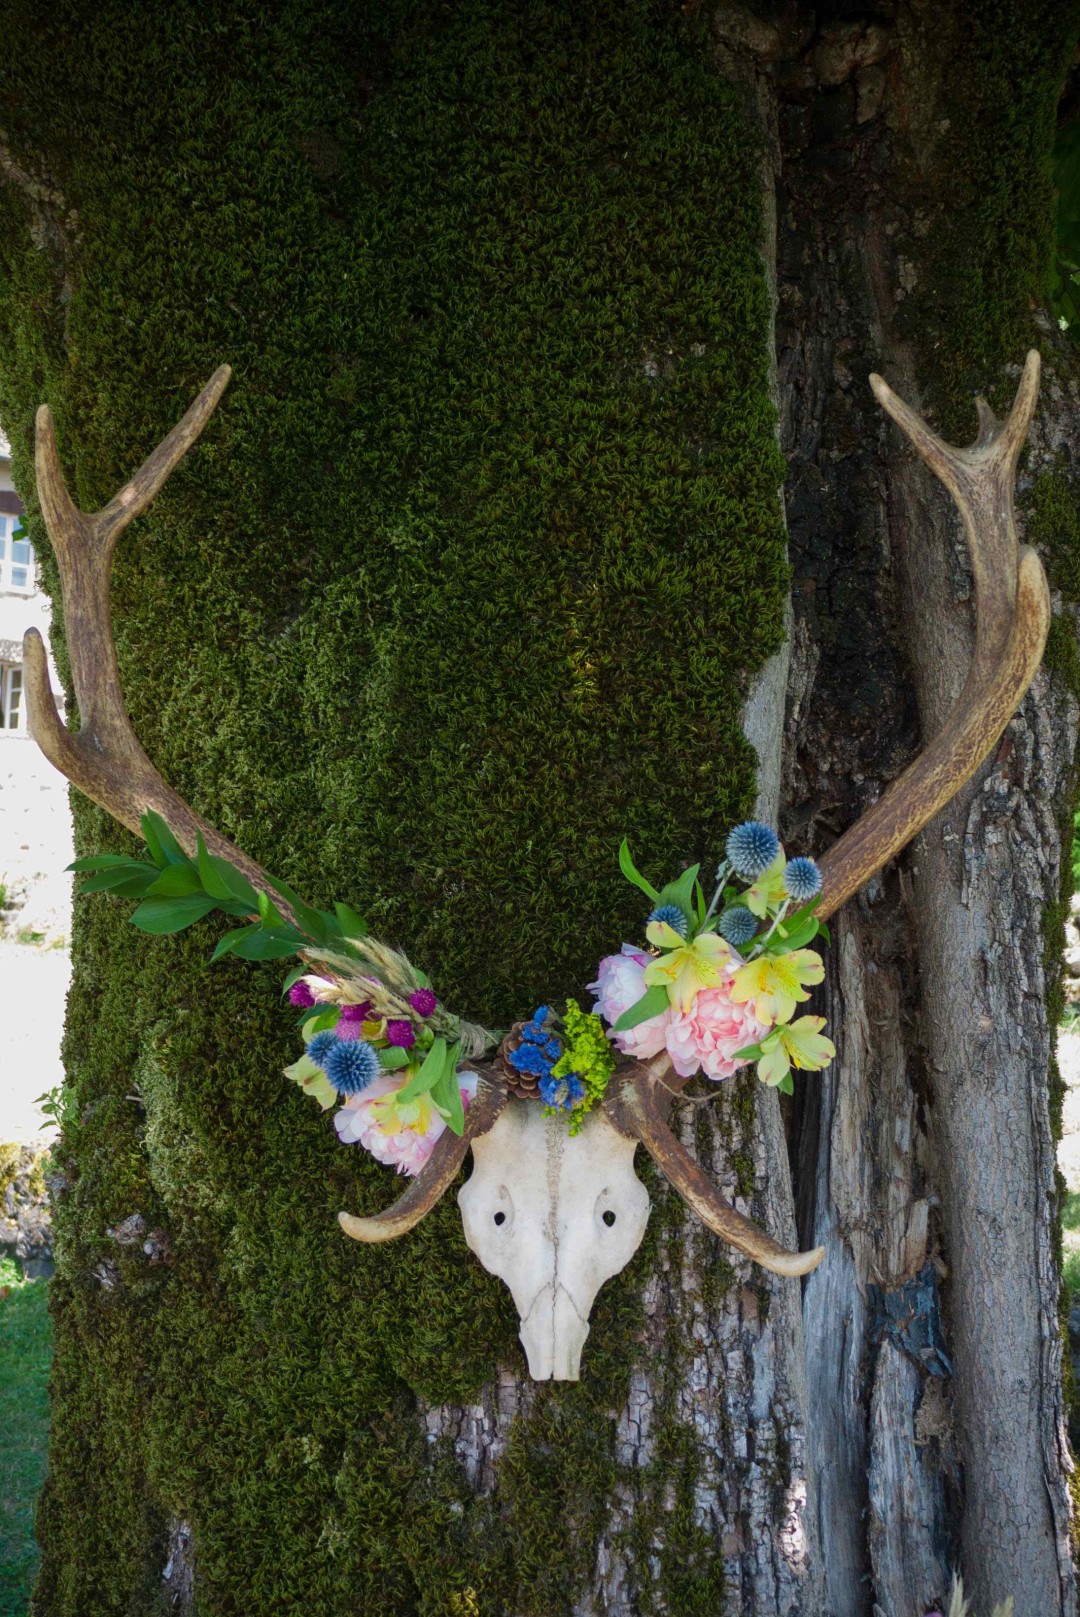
[591, 825, 835, 1093]
[70, 811, 834, 1180]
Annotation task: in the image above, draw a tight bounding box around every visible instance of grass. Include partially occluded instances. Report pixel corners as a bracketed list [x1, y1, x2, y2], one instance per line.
[0, 1256, 51, 1616]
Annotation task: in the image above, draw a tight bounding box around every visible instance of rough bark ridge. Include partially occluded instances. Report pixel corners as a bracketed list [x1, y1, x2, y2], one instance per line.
[763, 3, 1080, 1612]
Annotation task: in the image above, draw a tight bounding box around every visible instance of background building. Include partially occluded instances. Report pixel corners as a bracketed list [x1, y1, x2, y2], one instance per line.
[0, 430, 71, 944]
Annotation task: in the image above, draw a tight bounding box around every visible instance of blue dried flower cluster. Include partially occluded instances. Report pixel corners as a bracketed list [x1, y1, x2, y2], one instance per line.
[508, 1006, 563, 1080]
[648, 902, 687, 936]
[725, 820, 781, 878]
[539, 1074, 586, 1110]
[307, 1031, 339, 1068]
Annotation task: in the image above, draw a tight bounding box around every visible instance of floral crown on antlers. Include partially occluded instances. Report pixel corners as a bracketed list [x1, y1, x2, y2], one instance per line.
[71, 814, 836, 1175]
[23, 353, 1050, 1280]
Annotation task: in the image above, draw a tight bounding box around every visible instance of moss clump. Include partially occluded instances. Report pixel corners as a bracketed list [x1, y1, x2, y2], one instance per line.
[905, 0, 1080, 435]
[0, 2, 786, 1613]
[1028, 462, 1080, 603]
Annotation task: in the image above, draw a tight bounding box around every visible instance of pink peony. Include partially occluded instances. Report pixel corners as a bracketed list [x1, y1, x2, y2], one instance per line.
[588, 945, 671, 1060]
[334, 1069, 479, 1177]
[664, 978, 767, 1082]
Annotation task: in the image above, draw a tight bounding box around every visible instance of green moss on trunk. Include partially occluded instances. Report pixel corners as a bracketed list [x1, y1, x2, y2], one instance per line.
[0, 3, 785, 1613]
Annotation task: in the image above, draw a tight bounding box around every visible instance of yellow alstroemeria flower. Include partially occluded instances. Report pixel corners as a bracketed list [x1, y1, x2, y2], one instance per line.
[368, 1085, 439, 1136]
[643, 920, 732, 1013]
[745, 851, 788, 918]
[730, 947, 824, 1026]
[756, 1015, 836, 1087]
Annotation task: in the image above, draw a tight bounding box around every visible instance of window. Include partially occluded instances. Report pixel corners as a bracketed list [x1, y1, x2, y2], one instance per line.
[0, 664, 23, 731]
[0, 514, 34, 592]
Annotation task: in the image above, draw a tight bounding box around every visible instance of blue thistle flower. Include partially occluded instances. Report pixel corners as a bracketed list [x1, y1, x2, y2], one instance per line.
[718, 906, 758, 946]
[307, 1031, 339, 1070]
[539, 1073, 586, 1111]
[324, 1039, 380, 1096]
[725, 820, 781, 878]
[783, 856, 823, 903]
[648, 903, 688, 937]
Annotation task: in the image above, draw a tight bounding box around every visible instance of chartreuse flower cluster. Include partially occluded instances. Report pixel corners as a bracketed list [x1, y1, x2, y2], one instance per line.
[503, 1002, 616, 1133]
[589, 824, 835, 1093]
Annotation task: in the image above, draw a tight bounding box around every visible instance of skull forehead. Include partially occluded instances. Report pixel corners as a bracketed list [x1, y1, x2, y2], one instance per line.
[458, 1102, 650, 1289]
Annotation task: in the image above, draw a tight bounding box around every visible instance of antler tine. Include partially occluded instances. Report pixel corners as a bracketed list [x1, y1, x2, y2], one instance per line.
[24, 368, 284, 904]
[338, 1075, 506, 1243]
[815, 352, 1049, 921]
[606, 1072, 825, 1277]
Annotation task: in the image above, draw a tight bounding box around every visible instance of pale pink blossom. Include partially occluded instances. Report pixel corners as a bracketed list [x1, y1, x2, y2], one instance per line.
[664, 979, 766, 1082]
[335, 1069, 479, 1177]
[588, 945, 670, 1060]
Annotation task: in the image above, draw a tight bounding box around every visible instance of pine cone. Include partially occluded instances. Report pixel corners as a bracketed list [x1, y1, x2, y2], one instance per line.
[496, 1022, 543, 1102]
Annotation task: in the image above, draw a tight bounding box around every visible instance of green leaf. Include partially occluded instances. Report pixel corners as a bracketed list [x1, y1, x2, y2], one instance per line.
[396, 1037, 448, 1102]
[618, 839, 660, 903]
[266, 876, 329, 945]
[77, 863, 158, 896]
[333, 901, 368, 941]
[430, 1040, 465, 1135]
[69, 854, 152, 873]
[196, 841, 259, 912]
[654, 863, 700, 928]
[732, 1042, 764, 1062]
[694, 880, 707, 927]
[229, 926, 303, 962]
[129, 895, 219, 934]
[145, 863, 203, 898]
[777, 1072, 795, 1096]
[281, 964, 309, 996]
[211, 927, 255, 961]
[301, 1007, 341, 1038]
[298, 1003, 334, 1029]
[140, 809, 187, 866]
[378, 1046, 410, 1071]
[613, 984, 670, 1032]
[257, 890, 285, 929]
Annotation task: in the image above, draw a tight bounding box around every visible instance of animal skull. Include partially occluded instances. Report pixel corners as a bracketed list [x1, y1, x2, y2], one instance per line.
[458, 1100, 651, 1380]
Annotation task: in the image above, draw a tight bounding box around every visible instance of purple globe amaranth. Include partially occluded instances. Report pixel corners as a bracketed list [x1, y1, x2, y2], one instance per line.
[725, 820, 781, 879]
[289, 980, 316, 1008]
[339, 1001, 372, 1024]
[386, 1019, 417, 1049]
[324, 1039, 380, 1096]
[410, 988, 438, 1019]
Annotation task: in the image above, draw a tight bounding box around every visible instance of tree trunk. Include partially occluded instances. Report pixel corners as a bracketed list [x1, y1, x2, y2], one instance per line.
[0, 4, 1077, 1615]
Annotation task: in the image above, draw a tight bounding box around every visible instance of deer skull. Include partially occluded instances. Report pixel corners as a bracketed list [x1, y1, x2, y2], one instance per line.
[458, 1100, 651, 1380]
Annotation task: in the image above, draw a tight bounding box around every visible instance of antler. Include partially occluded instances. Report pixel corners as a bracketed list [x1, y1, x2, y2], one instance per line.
[23, 367, 281, 901]
[338, 1073, 505, 1241]
[603, 353, 1049, 1276]
[815, 349, 1050, 919]
[605, 1066, 825, 1276]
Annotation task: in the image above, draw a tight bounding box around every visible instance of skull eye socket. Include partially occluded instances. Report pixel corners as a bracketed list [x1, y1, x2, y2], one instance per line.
[602, 1210, 617, 1228]
[493, 1211, 506, 1226]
